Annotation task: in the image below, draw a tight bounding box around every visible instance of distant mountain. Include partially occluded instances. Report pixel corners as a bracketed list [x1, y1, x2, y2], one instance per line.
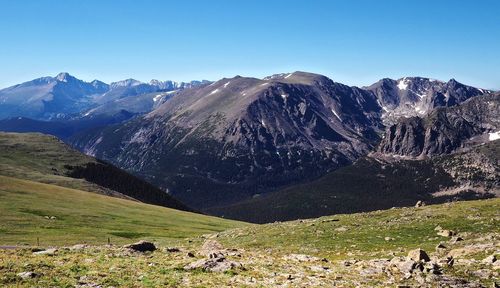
[365, 77, 490, 125]
[0, 73, 211, 120]
[0, 73, 104, 120]
[70, 72, 384, 209]
[0, 132, 191, 211]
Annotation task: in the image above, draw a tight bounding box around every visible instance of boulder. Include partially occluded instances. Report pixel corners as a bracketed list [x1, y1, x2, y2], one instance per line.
[437, 230, 456, 237]
[407, 248, 431, 262]
[482, 255, 497, 264]
[17, 271, 38, 279]
[123, 241, 156, 252]
[415, 201, 425, 208]
[436, 243, 447, 250]
[33, 248, 57, 256]
[200, 240, 224, 257]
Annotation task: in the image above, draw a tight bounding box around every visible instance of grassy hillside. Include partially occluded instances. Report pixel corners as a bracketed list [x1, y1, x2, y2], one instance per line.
[0, 175, 245, 246]
[0, 132, 190, 211]
[209, 141, 499, 223]
[1, 198, 497, 287]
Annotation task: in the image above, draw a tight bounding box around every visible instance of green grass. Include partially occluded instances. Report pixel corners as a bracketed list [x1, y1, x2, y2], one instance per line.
[215, 198, 500, 260]
[0, 175, 246, 246]
[0, 132, 103, 193]
[0, 197, 497, 287]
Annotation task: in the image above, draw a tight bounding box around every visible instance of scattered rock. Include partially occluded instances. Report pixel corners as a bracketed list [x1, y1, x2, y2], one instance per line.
[436, 243, 447, 250]
[407, 248, 430, 262]
[166, 247, 180, 253]
[423, 262, 442, 274]
[334, 226, 348, 232]
[284, 254, 321, 262]
[200, 240, 224, 257]
[415, 201, 425, 207]
[69, 244, 88, 251]
[17, 271, 38, 279]
[437, 230, 456, 237]
[450, 236, 464, 243]
[482, 255, 497, 264]
[123, 241, 156, 252]
[184, 256, 243, 272]
[33, 248, 57, 256]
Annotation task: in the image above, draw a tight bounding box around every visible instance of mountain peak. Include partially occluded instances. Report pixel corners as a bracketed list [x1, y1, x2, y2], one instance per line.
[110, 79, 142, 88]
[55, 72, 75, 82]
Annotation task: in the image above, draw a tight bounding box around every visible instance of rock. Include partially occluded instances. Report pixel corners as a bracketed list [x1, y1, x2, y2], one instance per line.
[385, 237, 395, 241]
[415, 201, 425, 207]
[187, 252, 195, 258]
[341, 260, 358, 267]
[482, 255, 497, 264]
[69, 244, 88, 251]
[395, 259, 417, 274]
[17, 271, 38, 279]
[123, 241, 156, 252]
[166, 247, 180, 253]
[184, 257, 243, 272]
[434, 225, 443, 231]
[200, 240, 224, 257]
[438, 256, 454, 267]
[284, 254, 321, 262]
[33, 248, 57, 256]
[423, 262, 442, 274]
[450, 236, 464, 243]
[407, 248, 431, 262]
[436, 243, 447, 250]
[437, 230, 456, 237]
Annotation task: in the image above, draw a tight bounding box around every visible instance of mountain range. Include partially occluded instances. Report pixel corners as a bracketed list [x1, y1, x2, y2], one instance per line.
[0, 71, 497, 222]
[0, 72, 210, 121]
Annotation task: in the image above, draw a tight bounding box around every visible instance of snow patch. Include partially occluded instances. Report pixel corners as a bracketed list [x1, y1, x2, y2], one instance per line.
[209, 89, 219, 95]
[489, 131, 500, 141]
[397, 78, 408, 90]
[224, 81, 231, 88]
[281, 94, 288, 100]
[284, 73, 293, 79]
[153, 94, 163, 102]
[331, 108, 341, 121]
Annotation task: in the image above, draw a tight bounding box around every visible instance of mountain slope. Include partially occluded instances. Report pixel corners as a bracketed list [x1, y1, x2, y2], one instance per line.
[0, 132, 190, 211]
[377, 93, 500, 157]
[0, 175, 244, 246]
[365, 77, 490, 125]
[209, 140, 499, 223]
[70, 72, 384, 209]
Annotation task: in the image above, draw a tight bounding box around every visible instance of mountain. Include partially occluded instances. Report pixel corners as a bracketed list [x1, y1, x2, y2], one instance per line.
[365, 77, 490, 125]
[209, 139, 499, 223]
[0, 73, 105, 120]
[0, 73, 211, 120]
[376, 93, 500, 157]
[207, 94, 499, 222]
[70, 72, 385, 209]
[0, 132, 191, 211]
[69, 72, 494, 212]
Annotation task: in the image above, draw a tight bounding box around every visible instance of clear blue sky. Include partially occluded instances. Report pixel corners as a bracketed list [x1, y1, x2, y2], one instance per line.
[0, 0, 499, 89]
